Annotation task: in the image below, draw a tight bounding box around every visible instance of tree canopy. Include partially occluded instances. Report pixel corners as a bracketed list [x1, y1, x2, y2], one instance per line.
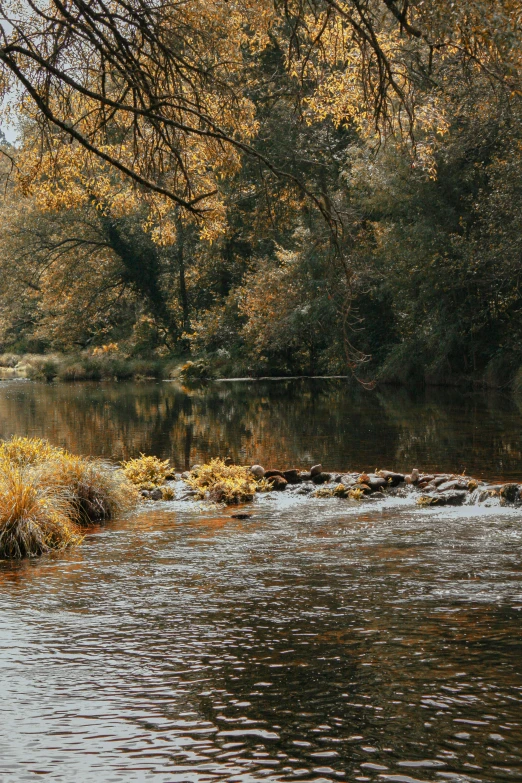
[0, 0, 522, 384]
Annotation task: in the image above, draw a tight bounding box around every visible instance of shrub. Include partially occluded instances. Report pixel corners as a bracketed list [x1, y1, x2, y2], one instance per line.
[179, 360, 214, 382]
[0, 353, 21, 368]
[185, 458, 257, 504]
[0, 468, 82, 558]
[24, 356, 59, 381]
[121, 454, 172, 489]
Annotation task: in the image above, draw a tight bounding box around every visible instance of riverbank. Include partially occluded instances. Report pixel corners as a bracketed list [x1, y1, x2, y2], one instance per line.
[2, 349, 522, 391]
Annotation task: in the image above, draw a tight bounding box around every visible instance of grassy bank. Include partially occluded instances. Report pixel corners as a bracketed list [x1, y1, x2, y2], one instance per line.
[0, 352, 184, 382]
[0, 437, 138, 558]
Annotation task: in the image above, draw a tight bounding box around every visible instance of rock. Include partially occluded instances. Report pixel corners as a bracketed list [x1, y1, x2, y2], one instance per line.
[181, 471, 191, 480]
[367, 475, 387, 491]
[299, 471, 312, 481]
[311, 472, 331, 485]
[283, 469, 302, 484]
[370, 491, 385, 499]
[295, 485, 313, 494]
[432, 475, 452, 486]
[436, 479, 468, 492]
[500, 483, 520, 504]
[377, 470, 405, 486]
[191, 464, 201, 473]
[140, 489, 151, 498]
[231, 512, 253, 519]
[250, 464, 265, 478]
[411, 468, 420, 482]
[352, 483, 372, 494]
[430, 490, 467, 506]
[330, 473, 343, 483]
[340, 474, 357, 487]
[310, 464, 323, 477]
[267, 475, 288, 490]
[264, 469, 286, 479]
[149, 488, 163, 500]
[181, 490, 199, 500]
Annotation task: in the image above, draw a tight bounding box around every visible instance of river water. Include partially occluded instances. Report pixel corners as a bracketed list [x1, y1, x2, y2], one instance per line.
[0, 379, 521, 782]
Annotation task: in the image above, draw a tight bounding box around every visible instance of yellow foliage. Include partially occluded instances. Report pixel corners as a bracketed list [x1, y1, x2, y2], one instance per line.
[348, 488, 365, 500]
[417, 495, 437, 506]
[92, 343, 119, 356]
[121, 454, 172, 489]
[185, 458, 257, 504]
[0, 436, 138, 556]
[0, 466, 82, 558]
[0, 436, 61, 467]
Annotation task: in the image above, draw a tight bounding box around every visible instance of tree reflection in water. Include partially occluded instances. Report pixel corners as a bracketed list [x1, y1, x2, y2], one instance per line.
[0, 379, 520, 480]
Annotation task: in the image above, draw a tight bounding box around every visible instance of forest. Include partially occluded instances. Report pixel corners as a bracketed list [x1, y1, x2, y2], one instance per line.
[0, 0, 521, 387]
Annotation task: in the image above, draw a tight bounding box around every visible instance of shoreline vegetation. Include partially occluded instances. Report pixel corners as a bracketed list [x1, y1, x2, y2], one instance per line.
[1, 445, 520, 561]
[1, 353, 522, 391]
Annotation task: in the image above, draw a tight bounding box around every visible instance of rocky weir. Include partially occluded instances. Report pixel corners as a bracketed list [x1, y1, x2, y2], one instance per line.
[139, 463, 522, 507]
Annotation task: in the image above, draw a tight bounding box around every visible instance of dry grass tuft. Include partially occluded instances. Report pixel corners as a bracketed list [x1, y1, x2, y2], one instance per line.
[185, 458, 258, 504]
[0, 467, 82, 558]
[0, 436, 139, 556]
[121, 454, 172, 490]
[40, 454, 138, 526]
[0, 436, 61, 467]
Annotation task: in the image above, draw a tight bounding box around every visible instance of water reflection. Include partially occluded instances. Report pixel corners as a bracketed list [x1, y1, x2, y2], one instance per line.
[0, 496, 521, 781]
[0, 379, 520, 480]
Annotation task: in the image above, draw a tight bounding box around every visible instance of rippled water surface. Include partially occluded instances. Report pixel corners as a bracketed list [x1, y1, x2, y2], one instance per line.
[0, 379, 522, 782]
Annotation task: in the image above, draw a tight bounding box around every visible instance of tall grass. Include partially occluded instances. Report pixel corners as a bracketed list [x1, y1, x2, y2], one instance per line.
[40, 453, 138, 526]
[0, 468, 82, 558]
[0, 437, 138, 558]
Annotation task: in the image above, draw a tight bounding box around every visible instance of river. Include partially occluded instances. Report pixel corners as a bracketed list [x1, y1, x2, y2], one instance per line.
[0, 379, 521, 782]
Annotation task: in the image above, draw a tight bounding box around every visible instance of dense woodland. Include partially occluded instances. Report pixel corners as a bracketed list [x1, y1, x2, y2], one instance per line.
[0, 0, 522, 386]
